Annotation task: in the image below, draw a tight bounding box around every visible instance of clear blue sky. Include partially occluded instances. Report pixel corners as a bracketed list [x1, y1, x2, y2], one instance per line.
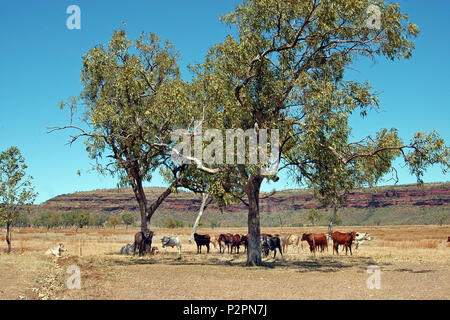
[0, 1, 448, 204]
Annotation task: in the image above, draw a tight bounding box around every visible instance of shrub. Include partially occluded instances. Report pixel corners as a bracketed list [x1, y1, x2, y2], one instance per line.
[164, 217, 184, 228]
[121, 213, 134, 229]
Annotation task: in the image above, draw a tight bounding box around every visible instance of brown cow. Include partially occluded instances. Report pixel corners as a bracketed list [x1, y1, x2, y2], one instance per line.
[133, 230, 154, 257]
[193, 233, 210, 254]
[218, 233, 233, 254]
[448, 236, 450, 242]
[230, 234, 242, 254]
[301, 233, 328, 254]
[331, 231, 355, 255]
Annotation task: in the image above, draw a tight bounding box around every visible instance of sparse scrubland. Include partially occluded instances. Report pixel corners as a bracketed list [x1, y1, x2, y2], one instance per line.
[1, 225, 448, 300]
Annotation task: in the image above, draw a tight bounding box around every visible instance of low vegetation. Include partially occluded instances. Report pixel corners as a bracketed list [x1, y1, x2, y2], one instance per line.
[0, 225, 448, 300]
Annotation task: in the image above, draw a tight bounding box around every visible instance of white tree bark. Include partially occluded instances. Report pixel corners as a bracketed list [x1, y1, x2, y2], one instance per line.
[189, 193, 212, 243]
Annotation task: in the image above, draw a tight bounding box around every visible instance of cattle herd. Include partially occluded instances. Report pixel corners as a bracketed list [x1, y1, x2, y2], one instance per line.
[120, 230, 372, 259]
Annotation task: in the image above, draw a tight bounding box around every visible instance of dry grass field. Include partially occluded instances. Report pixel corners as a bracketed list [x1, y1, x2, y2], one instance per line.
[0, 225, 449, 300]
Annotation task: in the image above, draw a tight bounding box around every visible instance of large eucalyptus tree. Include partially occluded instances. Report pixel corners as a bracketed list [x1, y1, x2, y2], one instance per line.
[179, 0, 449, 266]
[51, 30, 196, 231]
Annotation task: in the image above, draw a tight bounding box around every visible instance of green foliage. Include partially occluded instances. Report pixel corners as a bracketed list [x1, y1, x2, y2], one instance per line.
[61, 211, 77, 227]
[328, 213, 343, 226]
[55, 2, 449, 265]
[184, 0, 448, 213]
[89, 214, 108, 227]
[307, 209, 324, 226]
[163, 216, 184, 228]
[107, 216, 120, 229]
[0, 147, 37, 225]
[56, 28, 197, 230]
[75, 210, 90, 229]
[12, 211, 30, 228]
[121, 213, 134, 227]
[34, 211, 60, 229]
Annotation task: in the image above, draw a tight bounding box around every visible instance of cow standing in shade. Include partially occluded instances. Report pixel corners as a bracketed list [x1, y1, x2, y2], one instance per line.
[230, 234, 242, 254]
[240, 234, 248, 252]
[134, 230, 154, 257]
[261, 235, 283, 259]
[218, 233, 233, 254]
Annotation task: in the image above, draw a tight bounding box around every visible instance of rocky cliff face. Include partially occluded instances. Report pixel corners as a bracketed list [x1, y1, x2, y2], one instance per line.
[41, 183, 449, 215]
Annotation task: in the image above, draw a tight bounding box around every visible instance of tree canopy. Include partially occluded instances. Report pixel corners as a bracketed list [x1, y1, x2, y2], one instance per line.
[174, 0, 449, 265]
[53, 0, 449, 266]
[51, 30, 202, 231]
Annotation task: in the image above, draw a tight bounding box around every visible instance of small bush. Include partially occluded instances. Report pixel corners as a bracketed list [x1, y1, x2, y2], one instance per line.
[164, 217, 184, 228]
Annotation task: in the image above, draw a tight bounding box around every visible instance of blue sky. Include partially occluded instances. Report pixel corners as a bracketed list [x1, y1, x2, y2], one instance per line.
[0, 0, 448, 204]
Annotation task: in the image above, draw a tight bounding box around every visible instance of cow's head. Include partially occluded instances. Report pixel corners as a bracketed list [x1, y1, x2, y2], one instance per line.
[58, 243, 66, 251]
[161, 236, 170, 244]
[301, 233, 310, 241]
[144, 230, 154, 240]
[355, 232, 370, 241]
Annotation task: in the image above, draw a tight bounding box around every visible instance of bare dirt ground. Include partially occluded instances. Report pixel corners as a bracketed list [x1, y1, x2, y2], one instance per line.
[0, 225, 449, 300]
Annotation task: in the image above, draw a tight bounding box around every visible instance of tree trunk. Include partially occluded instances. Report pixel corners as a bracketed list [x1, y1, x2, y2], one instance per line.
[6, 222, 11, 254]
[135, 182, 148, 232]
[189, 193, 212, 243]
[146, 184, 174, 224]
[246, 176, 263, 266]
[328, 204, 337, 235]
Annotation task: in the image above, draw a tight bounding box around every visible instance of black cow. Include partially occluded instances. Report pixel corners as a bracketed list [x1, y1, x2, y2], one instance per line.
[240, 234, 248, 252]
[194, 233, 210, 254]
[261, 235, 283, 259]
[134, 230, 154, 257]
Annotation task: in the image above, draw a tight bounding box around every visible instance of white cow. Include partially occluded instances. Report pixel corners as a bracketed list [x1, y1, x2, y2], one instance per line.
[161, 236, 182, 256]
[280, 234, 301, 253]
[45, 243, 66, 258]
[354, 232, 371, 250]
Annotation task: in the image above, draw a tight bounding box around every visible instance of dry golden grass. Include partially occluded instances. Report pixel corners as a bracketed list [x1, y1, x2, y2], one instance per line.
[1, 225, 449, 300]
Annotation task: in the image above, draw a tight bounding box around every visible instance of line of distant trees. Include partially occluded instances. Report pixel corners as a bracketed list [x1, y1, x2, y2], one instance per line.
[0, 210, 138, 230]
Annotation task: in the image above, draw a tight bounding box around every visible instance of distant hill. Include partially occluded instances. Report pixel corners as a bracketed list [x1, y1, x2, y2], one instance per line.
[39, 183, 450, 227]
